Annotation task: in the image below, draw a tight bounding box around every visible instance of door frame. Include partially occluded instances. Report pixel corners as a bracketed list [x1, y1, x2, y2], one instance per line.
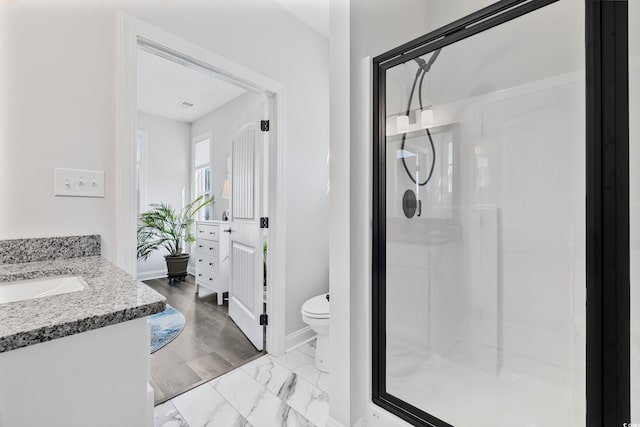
[371, 0, 631, 426]
[116, 13, 287, 356]
[585, 1, 630, 425]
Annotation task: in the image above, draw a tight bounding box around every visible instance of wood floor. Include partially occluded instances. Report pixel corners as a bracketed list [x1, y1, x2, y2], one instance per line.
[145, 275, 262, 405]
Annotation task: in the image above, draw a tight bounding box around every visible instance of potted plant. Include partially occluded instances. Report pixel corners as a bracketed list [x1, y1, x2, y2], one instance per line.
[137, 195, 213, 282]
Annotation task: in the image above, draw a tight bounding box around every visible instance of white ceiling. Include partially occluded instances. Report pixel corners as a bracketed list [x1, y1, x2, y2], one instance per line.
[137, 49, 247, 123]
[274, 0, 330, 39]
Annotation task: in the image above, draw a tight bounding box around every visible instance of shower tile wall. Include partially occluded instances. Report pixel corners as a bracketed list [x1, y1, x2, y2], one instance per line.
[386, 76, 586, 374]
[383, 2, 586, 425]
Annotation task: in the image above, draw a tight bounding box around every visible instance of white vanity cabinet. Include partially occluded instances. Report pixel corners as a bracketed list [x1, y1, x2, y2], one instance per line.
[194, 220, 229, 305]
[0, 318, 152, 427]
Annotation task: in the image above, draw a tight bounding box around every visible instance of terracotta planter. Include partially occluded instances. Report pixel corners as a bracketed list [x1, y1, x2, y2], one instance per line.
[165, 254, 190, 282]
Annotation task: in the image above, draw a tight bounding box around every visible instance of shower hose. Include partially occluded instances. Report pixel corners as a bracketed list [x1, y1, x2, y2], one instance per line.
[400, 48, 441, 186]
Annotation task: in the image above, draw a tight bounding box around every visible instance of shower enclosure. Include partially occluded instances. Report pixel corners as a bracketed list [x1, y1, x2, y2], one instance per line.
[372, 1, 633, 426]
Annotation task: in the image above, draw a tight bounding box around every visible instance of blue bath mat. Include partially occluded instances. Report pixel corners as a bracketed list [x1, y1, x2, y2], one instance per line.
[149, 304, 186, 354]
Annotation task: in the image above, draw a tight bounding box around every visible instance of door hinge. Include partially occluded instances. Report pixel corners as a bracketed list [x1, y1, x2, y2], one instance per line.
[260, 217, 269, 228]
[260, 120, 270, 132]
[260, 314, 268, 326]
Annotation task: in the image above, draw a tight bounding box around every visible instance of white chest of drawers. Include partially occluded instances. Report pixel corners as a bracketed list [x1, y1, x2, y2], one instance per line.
[194, 220, 229, 305]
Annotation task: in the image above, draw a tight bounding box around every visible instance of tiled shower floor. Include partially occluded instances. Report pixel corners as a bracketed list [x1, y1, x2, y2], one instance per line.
[154, 341, 330, 427]
[386, 339, 581, 427]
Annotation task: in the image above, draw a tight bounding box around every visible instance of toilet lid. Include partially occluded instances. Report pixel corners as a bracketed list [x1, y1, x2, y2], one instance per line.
[301, 293, 330, 318]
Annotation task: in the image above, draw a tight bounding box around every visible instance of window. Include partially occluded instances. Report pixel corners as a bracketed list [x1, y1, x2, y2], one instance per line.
[194, 136, 212, 220]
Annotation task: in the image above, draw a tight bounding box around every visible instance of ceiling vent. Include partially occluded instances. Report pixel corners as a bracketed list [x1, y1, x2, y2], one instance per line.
[178, 101, 194, 109]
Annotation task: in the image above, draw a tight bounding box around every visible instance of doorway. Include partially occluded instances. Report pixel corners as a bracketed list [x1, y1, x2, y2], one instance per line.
[135, 41, 271, 404]
[117, 14, 287, 405]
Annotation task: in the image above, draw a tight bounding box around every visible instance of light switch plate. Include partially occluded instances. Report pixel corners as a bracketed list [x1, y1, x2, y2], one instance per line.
[54, 168, 105, 198]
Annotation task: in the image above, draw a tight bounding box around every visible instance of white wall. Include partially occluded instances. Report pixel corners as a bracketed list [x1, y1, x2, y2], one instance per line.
[329, 0, 433, 425]
[0, 3, 117, 259]
[136, 112, 191, 278]
[0, 0, 329, 337]
[191, 92, 265, 222]
[428, 0, 584, 106]
[351, 0, 433, 423]
[328, 0, 351, 425]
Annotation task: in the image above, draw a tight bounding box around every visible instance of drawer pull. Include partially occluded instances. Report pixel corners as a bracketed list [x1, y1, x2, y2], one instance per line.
[209, 232, 214, 235]
[198, 245, 203, 248]
[209, 278, 213, 281]
[209, 263, 213, 266]
[198, 274, 202, 277]
[198, 259, 202, 262]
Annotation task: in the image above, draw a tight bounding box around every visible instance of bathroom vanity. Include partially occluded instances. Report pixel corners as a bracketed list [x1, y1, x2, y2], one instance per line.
[0, 235, 165, 427]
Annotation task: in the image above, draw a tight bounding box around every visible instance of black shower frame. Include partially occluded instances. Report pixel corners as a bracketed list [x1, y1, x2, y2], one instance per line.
[372, 0, 630, 426]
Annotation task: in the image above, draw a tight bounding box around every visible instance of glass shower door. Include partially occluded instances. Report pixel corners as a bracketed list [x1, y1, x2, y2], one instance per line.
[374, 1, 586, 426]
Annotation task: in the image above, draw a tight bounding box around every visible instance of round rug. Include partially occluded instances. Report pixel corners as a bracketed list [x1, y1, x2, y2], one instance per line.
[149, 304, 186, 354]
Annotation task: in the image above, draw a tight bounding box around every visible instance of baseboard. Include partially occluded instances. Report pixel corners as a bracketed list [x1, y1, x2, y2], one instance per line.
[138, 268, 197, 281]
[325, 416, 362, 427]
[285, 326, 316, 352]
[146, 382, 154, 427]
[326, 417, 347, 427]
[136, 269, 167, 281]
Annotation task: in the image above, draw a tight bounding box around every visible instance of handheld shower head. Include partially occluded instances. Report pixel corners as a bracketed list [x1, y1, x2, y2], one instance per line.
[400, 48, 442, 188]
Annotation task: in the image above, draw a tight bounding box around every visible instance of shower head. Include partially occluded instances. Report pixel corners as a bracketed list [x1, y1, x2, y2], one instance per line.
[414, 49, 441, 74]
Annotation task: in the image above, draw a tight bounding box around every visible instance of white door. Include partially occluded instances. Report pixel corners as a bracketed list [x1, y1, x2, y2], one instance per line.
[228, 123, 264, 350]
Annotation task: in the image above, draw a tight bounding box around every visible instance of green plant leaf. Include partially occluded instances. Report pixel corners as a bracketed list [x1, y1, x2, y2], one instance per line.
[136, 196, 214, 260]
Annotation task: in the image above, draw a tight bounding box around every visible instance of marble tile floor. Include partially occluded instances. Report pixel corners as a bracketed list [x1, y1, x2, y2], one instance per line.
[155, 340, 330, 427]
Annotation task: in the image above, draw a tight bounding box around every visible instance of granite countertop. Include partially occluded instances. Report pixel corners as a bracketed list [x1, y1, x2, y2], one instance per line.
[0, 256, 166, 353]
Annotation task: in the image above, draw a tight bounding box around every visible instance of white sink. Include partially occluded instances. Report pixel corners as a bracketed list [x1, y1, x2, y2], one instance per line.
[0, 275, 86, 304]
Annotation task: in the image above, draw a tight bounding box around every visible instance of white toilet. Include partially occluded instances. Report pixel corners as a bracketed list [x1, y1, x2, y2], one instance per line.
[301, 293, 330, 373]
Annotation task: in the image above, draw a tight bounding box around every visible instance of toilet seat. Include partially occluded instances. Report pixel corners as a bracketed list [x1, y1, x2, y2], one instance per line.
[300, 292, 330, 373]
[301, 293, 329, 319]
